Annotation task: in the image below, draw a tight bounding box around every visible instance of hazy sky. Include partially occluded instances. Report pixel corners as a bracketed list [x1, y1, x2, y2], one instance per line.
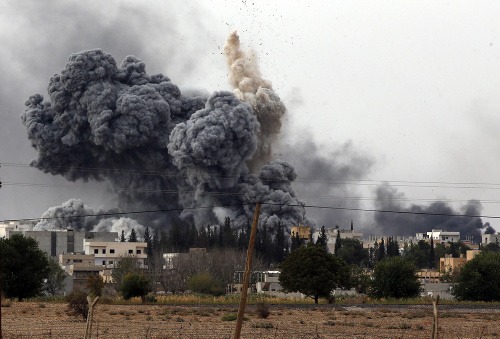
[1, 0, 498, 234]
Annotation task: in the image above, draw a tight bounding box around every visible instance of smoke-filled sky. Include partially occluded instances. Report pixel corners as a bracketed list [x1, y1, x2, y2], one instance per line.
[1, 0, 499, 238]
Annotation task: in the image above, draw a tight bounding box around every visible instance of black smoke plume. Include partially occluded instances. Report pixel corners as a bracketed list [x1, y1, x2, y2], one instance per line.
[374, 183, 486, 240]
[23, 34, 311, 233]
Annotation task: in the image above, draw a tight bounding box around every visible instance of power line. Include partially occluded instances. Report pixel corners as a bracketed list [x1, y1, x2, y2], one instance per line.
[2, 202, 499, 224]
[3, 180, 500, 205]
[3, 162, 500, 189]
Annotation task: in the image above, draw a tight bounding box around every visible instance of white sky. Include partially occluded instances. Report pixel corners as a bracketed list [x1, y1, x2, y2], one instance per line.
[0, 0, 498, 232]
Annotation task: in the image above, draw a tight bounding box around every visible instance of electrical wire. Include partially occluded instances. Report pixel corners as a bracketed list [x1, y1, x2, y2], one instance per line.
[1, 202, 499, 224]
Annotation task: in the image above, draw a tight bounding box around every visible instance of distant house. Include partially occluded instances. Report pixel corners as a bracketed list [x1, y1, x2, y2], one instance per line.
[1, 224, 118, 258]
[83, 239, 148, 268]
[482, 233, 500, 245]
[290, 225, 311, 241]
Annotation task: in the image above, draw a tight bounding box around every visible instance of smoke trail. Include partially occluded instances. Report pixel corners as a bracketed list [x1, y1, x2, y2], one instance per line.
[373, 183, 485, 240]
[224, 31, 286, 169]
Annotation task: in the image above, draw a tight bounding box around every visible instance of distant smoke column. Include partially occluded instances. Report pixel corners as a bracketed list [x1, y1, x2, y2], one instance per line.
[224, 31, 286, 169]
[373, 183, 484, 240]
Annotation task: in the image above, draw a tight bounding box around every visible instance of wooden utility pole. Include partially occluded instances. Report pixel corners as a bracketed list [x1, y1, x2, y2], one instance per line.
[233, 202, 261, 339]
[84, 295, 99, 339]
[431, 294, 439, 339]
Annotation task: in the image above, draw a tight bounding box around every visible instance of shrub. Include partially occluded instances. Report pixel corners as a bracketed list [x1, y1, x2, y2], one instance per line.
[221, 313, 238, 321]
[187, 272, 225, 296]
[252, 322, 274, 329]
[256, 302, 270, 318]
[66, 290, 88, 320]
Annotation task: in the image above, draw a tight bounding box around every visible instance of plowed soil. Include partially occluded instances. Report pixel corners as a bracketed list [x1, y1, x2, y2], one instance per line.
[2, 301, 500, 338]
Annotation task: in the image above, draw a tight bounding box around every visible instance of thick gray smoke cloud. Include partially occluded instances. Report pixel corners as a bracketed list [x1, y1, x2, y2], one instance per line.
[35, 198, 144, 238]
[34, 199, 112, 231]
[23, 33, 312, 233]
[373, 183, 486, 240]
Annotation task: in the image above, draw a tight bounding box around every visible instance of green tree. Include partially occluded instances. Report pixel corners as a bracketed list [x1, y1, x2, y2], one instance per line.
[369, 256, 421, 299]
[272, 222, 288, 263]
[144, 226, 153, 258]
[128, 228, 138, 242]
[482, 242, 500, 253]
[336, 238, 369, 267]
[279, 244, 349, 304]
[111, 256, 142, 291]
[316, 226, 328, 251]
[44, 257, 68, 296]
[120, 230, 126, 242]
[377, 239, 386, 262]
[87, 274, 104, 297]
[120, 272, 153, 302]
[0, 234, 50, 300]
[452, 251, 500, 301]
[429, 237, 436, 269]
[290, 231, 303, 252]
[334, 230, 341, 255]
[404, 240, 431, 269]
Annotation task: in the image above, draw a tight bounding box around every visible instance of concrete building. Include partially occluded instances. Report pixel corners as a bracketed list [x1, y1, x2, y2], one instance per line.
[440, 255, 467, 273]
[0, 220, 36, 238]
[2, 227, 118, 258]
[59, 253, 95, 271]
[255, 271, 282, 293]
[417, 269, 442, 283]
[482, 233, 500, 245]
[290, 225, 311, 241]
[425, 229, 460, 243]
[83, 239, 148, 268]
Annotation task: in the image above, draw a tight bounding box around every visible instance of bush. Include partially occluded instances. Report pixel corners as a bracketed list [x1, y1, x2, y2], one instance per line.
[187, 272, 225, 296]
[221, 313, 238, 321]
[66, 290, 88, 320]
[256, 302, 270, 318]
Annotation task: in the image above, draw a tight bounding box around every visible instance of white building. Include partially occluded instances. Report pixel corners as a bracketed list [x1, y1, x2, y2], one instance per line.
[0, 220, 36, 238]
[83, 240, 148, 268]
[426, 229, 460, 243]
[482, 233, 500, 245]
[4, 229, 118, 258]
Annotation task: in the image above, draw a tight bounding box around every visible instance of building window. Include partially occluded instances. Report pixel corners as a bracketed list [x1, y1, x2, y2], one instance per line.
[109, 260, 113, 265]
[94, 249, 98, 254]
[102, 260, 106, 265]
[102, 249, 106, 254]
[128, 250, 133, 254]
[137, 250, 142, 254]
[110, 249, 115, 254]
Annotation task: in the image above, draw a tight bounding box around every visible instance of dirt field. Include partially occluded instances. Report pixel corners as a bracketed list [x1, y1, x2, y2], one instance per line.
[2, 301, 500, 338]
